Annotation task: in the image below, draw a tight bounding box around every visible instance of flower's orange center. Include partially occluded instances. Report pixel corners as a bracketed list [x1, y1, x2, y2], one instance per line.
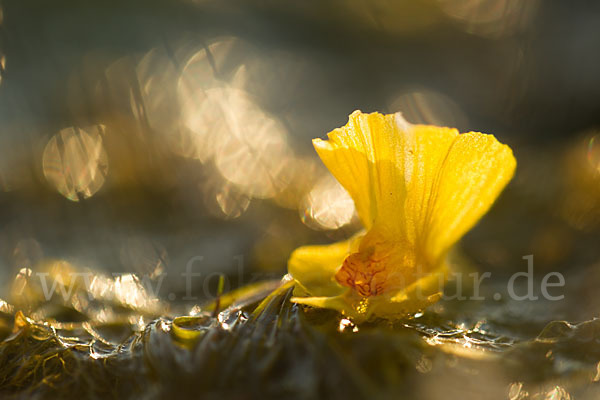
[335, 239, 426, 297]
[335, 246, 390, 297]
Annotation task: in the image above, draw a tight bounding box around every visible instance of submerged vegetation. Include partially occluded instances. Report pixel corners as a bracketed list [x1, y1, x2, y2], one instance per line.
[1, 258, 600, 399]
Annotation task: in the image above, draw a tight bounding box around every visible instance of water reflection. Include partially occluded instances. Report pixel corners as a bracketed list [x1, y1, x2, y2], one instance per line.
[344, 0, 440, 34]
[388, 89, 468, 130]
[10, 259, 165, 316]
[301, 173, 356, 230]
[338, 317, 358, 333]
[174, 38, 239, 161]
[211, 86, 292, 199]
[136, 47, 181, 139]
[26, 34, 324, 228]
[101, 55, 140, 119]
[11, 267, 33, 300]
[177, 41, 294, 199]
[215, 183, 251, 219]
[0, 54, 4, 87]
[42, 125, 109, 201]
[201, 171, 252, 219]
[586, 134, 600, 174]
[436, 0, 539, 38]
[113, 37, 297, 202]
[119, 237, 168, 278]
[0, 4, 4, 88]
[273, 156, 320, 210]
[560, 133, 600, 230]
[12, 239, 44, 270]
[259, 0, 441, 35]
[507, 382, 525, 400]
[113, 273, 159, 311]
[0, 118, 33, 193]
[545, 386, 571, 400]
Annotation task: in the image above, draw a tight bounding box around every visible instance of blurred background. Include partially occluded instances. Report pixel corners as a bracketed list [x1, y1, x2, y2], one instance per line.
[1, 0, 600, 312]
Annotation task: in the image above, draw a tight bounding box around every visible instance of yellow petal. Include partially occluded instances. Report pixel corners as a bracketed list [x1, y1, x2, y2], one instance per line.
[313, 111, 515, 265]
[422, 131, 516, 263]
[287, 235, 361, 298]
[313, 111, 409, 231]
[313, 112, 461, 243]
[292, 110, 516, 320]
[290, 295, 350, 314]
[346, 264, 446, 319]
[399, 124, 459, 245]
[291, 264, 445, 321]
[291, 293, 371, 321]
[388, 263, 447, 304]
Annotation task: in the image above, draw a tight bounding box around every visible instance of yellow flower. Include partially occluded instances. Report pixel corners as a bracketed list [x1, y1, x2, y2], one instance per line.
[288, 110, 516, 320]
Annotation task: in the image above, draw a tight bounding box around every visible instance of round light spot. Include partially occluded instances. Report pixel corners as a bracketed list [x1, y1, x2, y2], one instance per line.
[42, 125, 109, 201]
